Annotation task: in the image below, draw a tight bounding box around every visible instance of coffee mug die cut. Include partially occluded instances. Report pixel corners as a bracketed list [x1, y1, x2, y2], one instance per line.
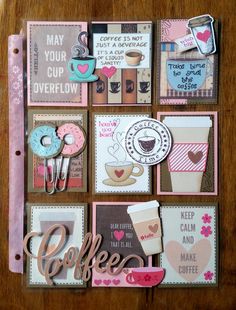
[68, 56, 98, 82]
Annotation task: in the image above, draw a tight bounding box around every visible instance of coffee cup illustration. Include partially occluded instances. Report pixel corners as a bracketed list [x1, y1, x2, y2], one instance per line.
[139, 81, 150, 93]
[103, 161, 144, 186]
[166, 59, 211, 92]
[110, 82, 121, 93]
[67, 56, 98, 82]
[138, 132, 156, 153]
[96, 80, 105, 93]
[126, 79, 134, 93]
[163, 116, 212, 193]
[126, 267, 165, 287]
[125, 49, 145, 66]
[187, 14, 216, 55]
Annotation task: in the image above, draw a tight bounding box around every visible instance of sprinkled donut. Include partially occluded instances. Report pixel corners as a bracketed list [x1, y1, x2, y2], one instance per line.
[57, 123, 86, 157]
[29, 125, 63, 158]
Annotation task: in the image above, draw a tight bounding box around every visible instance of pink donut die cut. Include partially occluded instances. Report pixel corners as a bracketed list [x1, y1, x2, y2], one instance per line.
[57, 123, 86, 157]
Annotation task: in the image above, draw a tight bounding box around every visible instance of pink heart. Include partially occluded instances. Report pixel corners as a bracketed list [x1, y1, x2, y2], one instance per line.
[115, 169, 124, 178]
[103, 279, 111, 286]
[196, 30, 211, 43]
[165, 239, 211, 282]
[77, 64, 89, 74]
[114, 230, 125, 241]
[112, 279, 120, 285]
[94, 279, 102, 286]
[101, 66, 117, 79]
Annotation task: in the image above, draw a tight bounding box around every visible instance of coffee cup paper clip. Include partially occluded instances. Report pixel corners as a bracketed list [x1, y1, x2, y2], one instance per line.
[127, 200, 163, 256]
[68, 31, 98, 82]
[187, 14, 216, 55]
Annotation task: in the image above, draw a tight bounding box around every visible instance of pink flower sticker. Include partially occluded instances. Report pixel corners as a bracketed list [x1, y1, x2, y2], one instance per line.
[201, 226, 212, 237]
[202, 213, 212, 223]
[204, 271, 214, 280]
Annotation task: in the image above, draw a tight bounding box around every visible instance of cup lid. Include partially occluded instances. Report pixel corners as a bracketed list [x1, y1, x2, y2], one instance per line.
[127, 200, 159, 214]
[188, 15, 213, 28]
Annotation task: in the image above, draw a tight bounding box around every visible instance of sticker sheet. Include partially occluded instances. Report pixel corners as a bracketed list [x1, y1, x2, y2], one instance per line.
[27, 21, 88, 106]
[92, 202, 151, 287]
[26, 203, 87, 287]
[157, 112, 218, 195]
[27, 109, 87, 192]
[157, 18, 218, 105]
[93, 113, 152, 194]
[91, 21, 152, 105]
[159, 204, 218, 287]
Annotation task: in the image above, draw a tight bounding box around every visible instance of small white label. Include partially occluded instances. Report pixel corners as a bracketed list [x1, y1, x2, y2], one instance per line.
[175, 34, 197, 52]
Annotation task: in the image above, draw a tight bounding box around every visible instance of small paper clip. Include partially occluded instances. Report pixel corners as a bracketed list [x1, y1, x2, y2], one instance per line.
[28, 125, 63, 195]
[55, 123, 86, 192]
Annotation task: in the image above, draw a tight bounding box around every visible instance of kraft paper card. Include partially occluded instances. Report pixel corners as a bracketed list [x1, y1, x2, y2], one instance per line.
[157, 18, 218, 105]
[92, 202, 151, 287]
[93, 113, 152, 194]
[91, 21, 152, 105]
[159, 203, 218, 287]
[157, 112, 218, 195]
[26, 203, 87, 287]
[27, 21, 87, 106]
[27, 109, 87, 192]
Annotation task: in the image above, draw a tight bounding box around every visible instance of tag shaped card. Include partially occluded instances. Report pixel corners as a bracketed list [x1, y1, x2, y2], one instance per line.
[93, 113, 151, 194]
[92, 203, 153, 287]
[91, 21, 152, 105]
[26, 203, 87, 287]
[159, 203, 218, 287]
[157, 112, 218, 195]
[27, 21, 88, 106]
[28, 109, 87, 193]
[157, 18, 218, 105]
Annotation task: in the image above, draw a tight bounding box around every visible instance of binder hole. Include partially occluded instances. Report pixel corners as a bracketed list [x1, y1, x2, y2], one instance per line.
[15, 150, 21, 156]
[13, 48, 19, 54]
[15, 254, 21, 260]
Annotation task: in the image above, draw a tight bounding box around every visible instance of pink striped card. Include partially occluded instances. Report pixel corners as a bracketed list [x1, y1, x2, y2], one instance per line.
[157, 112, 218, 195]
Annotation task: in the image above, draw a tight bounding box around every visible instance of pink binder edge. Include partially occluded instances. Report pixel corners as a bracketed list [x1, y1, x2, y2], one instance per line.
[8, 34, 25, 273]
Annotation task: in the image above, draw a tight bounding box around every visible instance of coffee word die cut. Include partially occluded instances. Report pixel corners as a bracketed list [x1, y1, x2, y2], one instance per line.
[159, 204, 218, 287]
[27, 21, 88, 106]
[157, 18, 218, 105]
[26, 203, 87, 287]
[157, 112, 218, 195]
[92, 21, 152, 105]
[92, 203, 152, 287]
[93, 113, 151, 194]
[28, 110, 87, 193]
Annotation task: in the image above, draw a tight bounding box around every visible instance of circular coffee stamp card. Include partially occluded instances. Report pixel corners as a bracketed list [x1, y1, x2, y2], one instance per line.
[125, 119, 172, 165]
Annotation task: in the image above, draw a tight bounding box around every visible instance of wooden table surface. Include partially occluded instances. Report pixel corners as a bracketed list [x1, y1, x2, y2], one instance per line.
[0, 0, 235, 309]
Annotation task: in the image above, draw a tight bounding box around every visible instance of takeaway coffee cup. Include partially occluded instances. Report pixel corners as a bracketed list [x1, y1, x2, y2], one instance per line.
[187, 14, 216, 55]
[127, 200, 162, 256]
[163, 116, 212, 192]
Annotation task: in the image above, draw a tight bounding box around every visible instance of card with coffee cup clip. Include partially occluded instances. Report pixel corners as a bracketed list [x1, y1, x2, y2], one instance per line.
[27, 21, 88, 106]
[26, 203, 87, 287]
[91, 21, 152, 105]
[157, 112, 218, 195]
[159, 203, 218, 287]
[27, 109, 87, 193]
[157, 18, 218, 105]
[92, 202, 154, 287]
[93, 113, 152, 194]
